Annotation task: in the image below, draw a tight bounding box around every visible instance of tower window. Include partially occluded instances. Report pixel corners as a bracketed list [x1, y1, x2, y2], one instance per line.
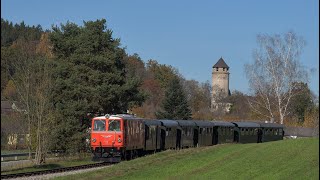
[216, 67, 218, 71]
[223, 68, 225, 71]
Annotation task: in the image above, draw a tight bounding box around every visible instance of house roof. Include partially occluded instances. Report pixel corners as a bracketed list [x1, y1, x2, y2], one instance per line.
[213, 57, 229, 68]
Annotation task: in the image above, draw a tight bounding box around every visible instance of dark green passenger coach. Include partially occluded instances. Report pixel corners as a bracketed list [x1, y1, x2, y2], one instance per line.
[232, 122, 260, 143]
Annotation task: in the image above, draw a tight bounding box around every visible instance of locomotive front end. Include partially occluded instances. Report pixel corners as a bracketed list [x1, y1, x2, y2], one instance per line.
[91, 116, 124, 162]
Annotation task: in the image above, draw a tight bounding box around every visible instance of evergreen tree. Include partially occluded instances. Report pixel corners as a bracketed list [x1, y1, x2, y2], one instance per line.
[49, 19, 146, 152]
[156, 77, 192, 120]
[1, 18, 43, 47]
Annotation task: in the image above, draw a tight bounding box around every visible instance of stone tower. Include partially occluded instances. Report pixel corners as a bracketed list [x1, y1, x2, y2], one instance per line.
[211, 57, 230, 111]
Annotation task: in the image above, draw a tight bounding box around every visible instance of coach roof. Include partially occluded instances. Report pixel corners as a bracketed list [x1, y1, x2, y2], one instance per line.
[211, 121, 235, 127]
[175, 120, 197, 127]
[191, 120, 214, 127]
[158, 120, 180, 127]
[144, 120, 162, 126]
[258, 123, 285, 128]
[232, 122, 260, 128]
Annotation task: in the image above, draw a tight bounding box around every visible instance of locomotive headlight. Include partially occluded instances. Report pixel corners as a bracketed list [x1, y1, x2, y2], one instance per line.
[92, 138, 96, 143]
[118, 138, 122, 143]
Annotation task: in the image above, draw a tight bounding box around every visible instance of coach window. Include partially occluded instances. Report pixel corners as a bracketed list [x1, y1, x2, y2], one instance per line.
[108, 120, 121, 131]
[93, 119, 106, 131]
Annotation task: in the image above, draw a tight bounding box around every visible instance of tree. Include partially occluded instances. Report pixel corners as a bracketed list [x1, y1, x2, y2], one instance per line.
[288, 82, 314, 124]
[8, 39, 53, 165]
[182, 79, 212, 120]
[225, 90, 252, 120]
[130, 59, 180, 118]
[49, 19, 146, 152]
[156, 77, 192, 120]
[245, 31, 308, 124]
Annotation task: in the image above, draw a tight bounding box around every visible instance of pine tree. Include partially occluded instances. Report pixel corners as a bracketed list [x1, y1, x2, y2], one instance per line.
[156, 77, 192, 120]
[49, 19, 146, 153]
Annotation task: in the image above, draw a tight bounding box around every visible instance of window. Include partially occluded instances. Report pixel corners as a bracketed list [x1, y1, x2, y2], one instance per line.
[108, 120, 121, 131]
[223, 68, 225, 71]
[93, 120, 106, 131]
[216, 67, 218, 71]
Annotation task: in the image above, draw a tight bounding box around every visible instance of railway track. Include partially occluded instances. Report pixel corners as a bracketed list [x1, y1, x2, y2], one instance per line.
[1, 162, 112, 179]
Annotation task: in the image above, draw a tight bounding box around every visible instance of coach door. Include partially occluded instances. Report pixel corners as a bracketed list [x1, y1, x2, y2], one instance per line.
[193, 128, 199, 147]
[212, 127, 219, 145]
[160, 128, 166, 151]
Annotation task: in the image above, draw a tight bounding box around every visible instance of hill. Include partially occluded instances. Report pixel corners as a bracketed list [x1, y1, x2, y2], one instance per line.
[56, 138, 319, 180]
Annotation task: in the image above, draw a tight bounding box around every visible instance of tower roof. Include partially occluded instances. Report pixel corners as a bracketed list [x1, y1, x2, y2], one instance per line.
[213, 57, 229, 68]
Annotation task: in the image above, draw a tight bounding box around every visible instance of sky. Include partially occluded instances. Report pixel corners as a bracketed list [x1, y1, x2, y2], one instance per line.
[2, 0, 319, 96]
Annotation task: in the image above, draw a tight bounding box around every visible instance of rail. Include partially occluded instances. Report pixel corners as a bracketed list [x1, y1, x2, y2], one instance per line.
[1, 162, 112, 179]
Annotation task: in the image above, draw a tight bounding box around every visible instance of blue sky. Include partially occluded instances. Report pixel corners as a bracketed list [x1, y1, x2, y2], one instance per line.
[2, 0, 319, 96]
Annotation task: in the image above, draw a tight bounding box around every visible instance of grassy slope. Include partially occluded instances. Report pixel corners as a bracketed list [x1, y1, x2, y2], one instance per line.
[56, 138, 319, 180]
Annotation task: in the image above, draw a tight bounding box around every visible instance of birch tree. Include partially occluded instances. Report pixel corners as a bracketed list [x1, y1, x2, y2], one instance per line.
[245, 31, 308, 124]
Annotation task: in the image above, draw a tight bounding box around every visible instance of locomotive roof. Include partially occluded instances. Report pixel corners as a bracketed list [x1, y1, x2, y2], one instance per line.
[158, 120, 180, 127]
[175, 120, 197, 127]
[93, 116, 107, 119]
[211, 121, 235, 127]
[232, 122, 260, 128]
[258, 123, 285, 128]
[191, 120, 214, 127]
[144, 120, 162, 126]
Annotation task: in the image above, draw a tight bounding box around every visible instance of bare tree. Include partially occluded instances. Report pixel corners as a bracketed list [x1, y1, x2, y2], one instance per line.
[9, 40, 53, 165]
[245, 31, 308, 124]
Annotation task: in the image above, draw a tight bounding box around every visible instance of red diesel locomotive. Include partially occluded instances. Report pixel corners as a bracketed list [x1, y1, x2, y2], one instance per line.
[91, 114, 145, 162]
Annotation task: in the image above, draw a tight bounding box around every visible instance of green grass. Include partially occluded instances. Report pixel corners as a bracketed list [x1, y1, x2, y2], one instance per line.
[1, 157, 94, 175]
[54, 138, 319, 180]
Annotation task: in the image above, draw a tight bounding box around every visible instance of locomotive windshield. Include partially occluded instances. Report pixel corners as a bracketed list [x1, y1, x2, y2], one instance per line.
[93, 119, 106, 131]
[108, 120, 121, 131]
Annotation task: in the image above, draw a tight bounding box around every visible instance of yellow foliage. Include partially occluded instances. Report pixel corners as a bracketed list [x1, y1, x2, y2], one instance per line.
[36, 33, 54, 58]
[303, 109, 319, 128]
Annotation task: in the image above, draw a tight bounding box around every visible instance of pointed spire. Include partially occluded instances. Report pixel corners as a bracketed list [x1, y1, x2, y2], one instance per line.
[213, 57, 229, 68]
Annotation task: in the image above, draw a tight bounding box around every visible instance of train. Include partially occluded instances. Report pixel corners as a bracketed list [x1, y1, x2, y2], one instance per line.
[90, 114, 285, 162]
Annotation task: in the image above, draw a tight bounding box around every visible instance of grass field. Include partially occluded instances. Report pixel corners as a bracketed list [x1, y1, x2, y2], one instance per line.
[54, 138, 319, 180]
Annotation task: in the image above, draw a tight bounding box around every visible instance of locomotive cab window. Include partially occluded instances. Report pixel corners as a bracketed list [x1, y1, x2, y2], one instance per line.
[108, 120, 121, 131]
[93, 119, 106, 131]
